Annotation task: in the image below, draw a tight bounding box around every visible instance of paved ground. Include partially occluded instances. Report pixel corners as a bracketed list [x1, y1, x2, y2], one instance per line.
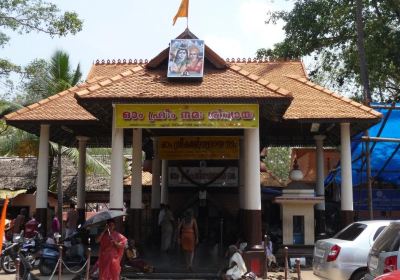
[0, 269, 320, 279]
[0, 242, 321, 279]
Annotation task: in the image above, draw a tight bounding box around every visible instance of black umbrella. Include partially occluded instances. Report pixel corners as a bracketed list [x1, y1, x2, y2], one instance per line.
[83, 210, 126, 228]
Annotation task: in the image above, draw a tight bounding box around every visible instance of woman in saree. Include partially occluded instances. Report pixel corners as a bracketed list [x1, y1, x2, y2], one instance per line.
[96, 219, 127, 280]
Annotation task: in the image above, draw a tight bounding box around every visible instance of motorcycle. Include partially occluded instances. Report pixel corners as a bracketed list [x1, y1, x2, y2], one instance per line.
[39, 231, 86, 276]
[2, 234, 39, 280]
[1, 231, 43, 274]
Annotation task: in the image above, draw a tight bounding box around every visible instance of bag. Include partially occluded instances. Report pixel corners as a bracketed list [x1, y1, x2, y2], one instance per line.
[243, 271, 257, 280]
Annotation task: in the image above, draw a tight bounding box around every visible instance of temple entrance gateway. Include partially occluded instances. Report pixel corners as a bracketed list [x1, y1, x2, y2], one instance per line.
[115, 103, 261, 246]
[4, 30, 382, 276]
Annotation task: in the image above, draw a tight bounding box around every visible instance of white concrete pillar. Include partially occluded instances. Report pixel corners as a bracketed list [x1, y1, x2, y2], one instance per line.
[243, 128, 262, 247]
[151, 138, 161, 209]
[131, 129, 143, 209]
[243, 128, 261, 210]
[36, 124, 50, 209]
[340, 123, 353, 211]
[110, 107, 124, 209]
[161, 160, 168, 204]
[239, 138, 245, 209]
[76, 136, 89, 211]
[314, 135, 326, 210]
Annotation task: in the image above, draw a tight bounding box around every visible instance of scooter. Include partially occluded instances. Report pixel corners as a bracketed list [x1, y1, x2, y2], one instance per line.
[39, 231, 86, 276]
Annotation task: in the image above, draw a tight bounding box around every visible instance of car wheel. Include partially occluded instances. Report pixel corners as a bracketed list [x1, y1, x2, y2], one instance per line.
[351, 269, 368, 280]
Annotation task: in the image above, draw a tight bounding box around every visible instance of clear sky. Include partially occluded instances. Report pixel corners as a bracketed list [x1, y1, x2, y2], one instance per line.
[2, 0, 293, 78]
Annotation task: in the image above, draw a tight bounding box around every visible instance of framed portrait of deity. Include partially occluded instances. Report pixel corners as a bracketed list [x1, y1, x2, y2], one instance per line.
[167, 39, 205, 79]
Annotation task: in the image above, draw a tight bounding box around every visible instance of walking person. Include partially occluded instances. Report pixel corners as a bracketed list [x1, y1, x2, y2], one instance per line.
[65, 202, 79, 238]
[264, 235, 277, 270]
[177, 209, 198, 272]
[96, 219, 127, 280]
[51, 212, 60, 235]
[160, 205, 174, 252]
[13, 208, 27, 241]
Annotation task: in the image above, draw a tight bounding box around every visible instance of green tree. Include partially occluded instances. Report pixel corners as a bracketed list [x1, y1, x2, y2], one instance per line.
[0, 0, 82, 78]
[263, 147, 291, 181]
[259, 0, 400, 102]
[17, 50, 82, 105]
[0, 50, 108, 193]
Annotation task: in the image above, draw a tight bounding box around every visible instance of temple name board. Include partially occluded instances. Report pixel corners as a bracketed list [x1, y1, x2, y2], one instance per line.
[115, 104, 259, 128]
[159, 136, 239, 160]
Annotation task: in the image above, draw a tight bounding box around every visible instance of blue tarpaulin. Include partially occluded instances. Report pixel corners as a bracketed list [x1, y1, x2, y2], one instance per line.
[325, 103, 400, 187]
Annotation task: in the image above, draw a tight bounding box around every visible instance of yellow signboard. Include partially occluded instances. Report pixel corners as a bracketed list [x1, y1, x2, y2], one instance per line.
[159, 136, 240, 160]
[115, 104, 258, 128]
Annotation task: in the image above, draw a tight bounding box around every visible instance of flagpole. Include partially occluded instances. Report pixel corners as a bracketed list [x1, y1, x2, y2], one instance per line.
[187, 0, 189, 29]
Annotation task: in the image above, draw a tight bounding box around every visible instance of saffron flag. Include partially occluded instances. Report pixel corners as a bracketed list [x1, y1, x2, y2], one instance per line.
[173, 0, 189, 25]
[0, 198, 9, 255]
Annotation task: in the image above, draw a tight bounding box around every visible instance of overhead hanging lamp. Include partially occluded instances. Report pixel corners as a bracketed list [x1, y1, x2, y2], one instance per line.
[289, 155, 304, 181]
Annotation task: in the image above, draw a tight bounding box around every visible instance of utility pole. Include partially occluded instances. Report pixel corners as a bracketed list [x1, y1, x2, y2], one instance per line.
[355, 0, 373, 219]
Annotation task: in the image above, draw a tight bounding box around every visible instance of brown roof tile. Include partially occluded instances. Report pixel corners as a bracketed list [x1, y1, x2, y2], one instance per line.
[76, 65, 290, 101]
[87, 62, 138, 81]
[231, 61, 380, 120]
[283, 74, 382, 119]
[8, 57, 380, 123]
[4, 83, 98, 122]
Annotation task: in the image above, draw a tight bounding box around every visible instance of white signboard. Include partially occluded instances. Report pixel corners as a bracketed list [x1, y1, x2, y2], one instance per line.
[168, 166, 238, 187]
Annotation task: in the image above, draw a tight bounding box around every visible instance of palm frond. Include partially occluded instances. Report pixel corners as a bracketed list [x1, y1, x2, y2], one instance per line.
[71, 63, 82, 86]
[62, 146, 111, 176]
[0, 123, 39, 156]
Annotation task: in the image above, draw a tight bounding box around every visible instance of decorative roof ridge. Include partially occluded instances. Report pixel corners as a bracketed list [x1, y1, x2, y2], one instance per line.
[285, 75, 382, 118]
[300, 59, 309, 79]
[76, 65, 145, 98]
[4, 80, 103, 120]
[94, 59, 149, 65]
[229, 64, 293, 98]
[226, 57, 302, 64]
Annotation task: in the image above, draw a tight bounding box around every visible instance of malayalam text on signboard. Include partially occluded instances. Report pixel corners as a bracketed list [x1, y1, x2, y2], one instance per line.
[158, 136, 239, 160]
[115, 104, 259, 129]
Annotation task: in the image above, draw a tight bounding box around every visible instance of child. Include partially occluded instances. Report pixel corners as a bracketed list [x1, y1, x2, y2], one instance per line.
[125, 239, 154, 273]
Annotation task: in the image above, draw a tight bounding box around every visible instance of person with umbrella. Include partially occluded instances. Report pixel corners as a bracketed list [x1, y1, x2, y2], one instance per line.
[95, 219, 127, 280]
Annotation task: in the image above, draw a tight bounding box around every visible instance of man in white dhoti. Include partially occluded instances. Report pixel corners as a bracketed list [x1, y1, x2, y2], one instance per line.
[223, 245, 247, 280]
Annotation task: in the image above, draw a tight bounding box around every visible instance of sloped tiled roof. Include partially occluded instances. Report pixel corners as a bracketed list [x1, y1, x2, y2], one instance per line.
[123, 172, 153, 187]
[86, 60, 141, 81]
[4, 82, 98, 122]
[230, 61, 381, 120]
[5, 59, 381, 124]
[75, 64, 291, 101]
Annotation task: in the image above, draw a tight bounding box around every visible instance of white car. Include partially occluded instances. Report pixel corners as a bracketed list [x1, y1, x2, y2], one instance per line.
[313, 220, 391, 280]
[364, 221, 400, 280]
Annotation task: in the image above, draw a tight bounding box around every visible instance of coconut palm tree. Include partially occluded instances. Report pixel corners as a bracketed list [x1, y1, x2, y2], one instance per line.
[0, 51, 110, 225]
[46, 50, 82, 96]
